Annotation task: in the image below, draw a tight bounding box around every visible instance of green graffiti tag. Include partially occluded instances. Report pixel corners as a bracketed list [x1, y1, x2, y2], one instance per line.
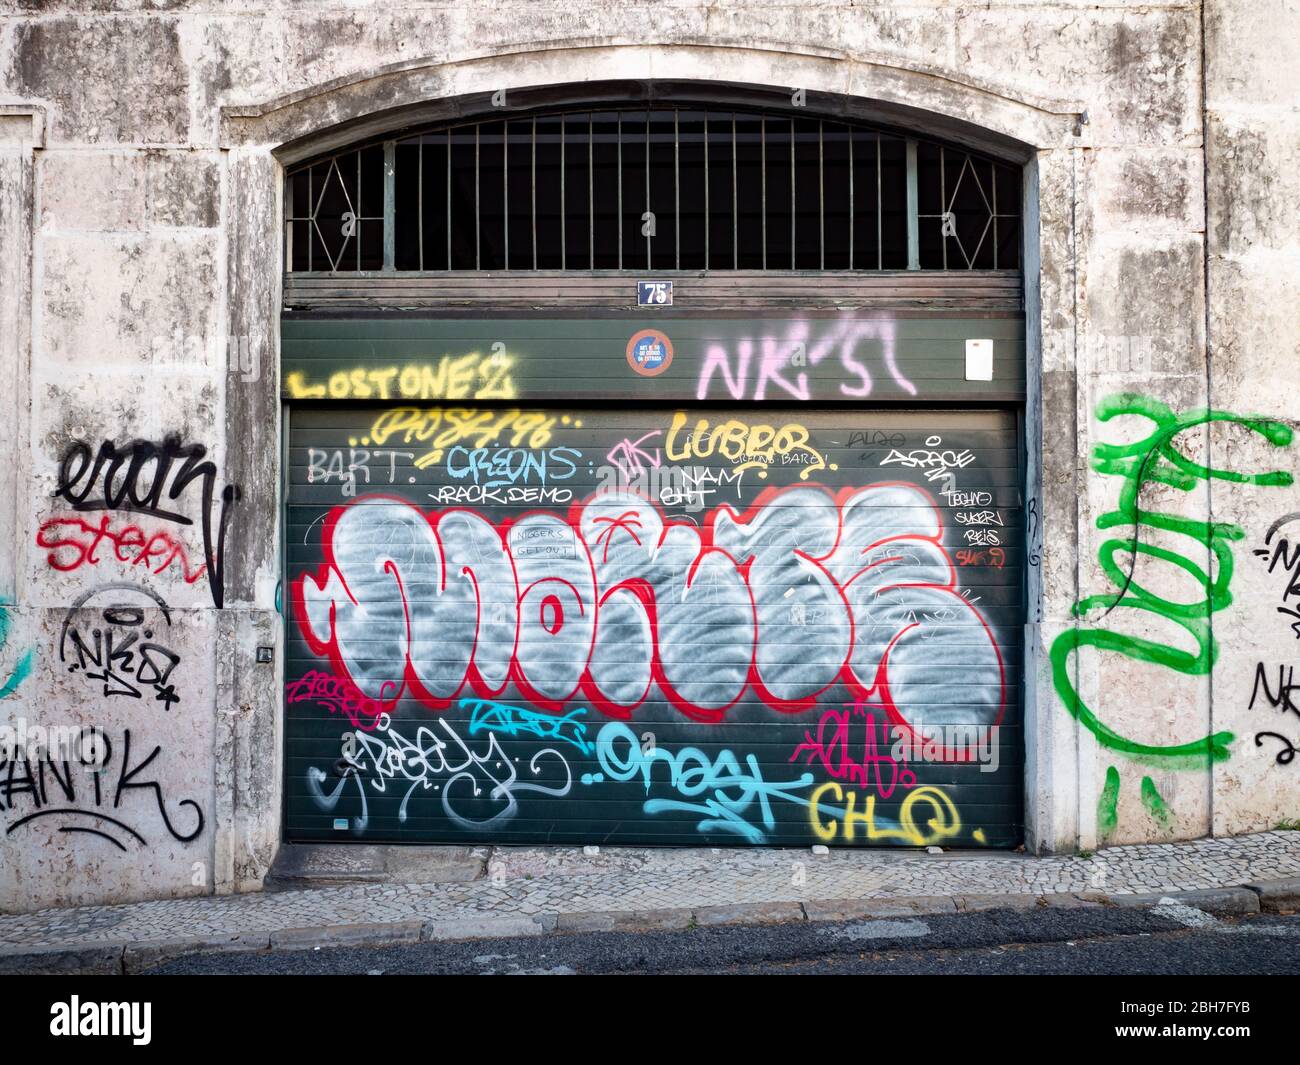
[1050, 393, 1294, 763]
[1140, 776, 1172, 827]
[1097, 765, 1121, 836]
[0, 597, 33, 699]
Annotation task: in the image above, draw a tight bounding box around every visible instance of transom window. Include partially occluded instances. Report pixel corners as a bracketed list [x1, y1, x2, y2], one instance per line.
[285, 107, 1022, 274]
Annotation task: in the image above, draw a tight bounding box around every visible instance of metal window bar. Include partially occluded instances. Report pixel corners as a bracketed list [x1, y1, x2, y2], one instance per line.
[905, 138, 919, 270]
[992, 165, 998, 270]
[789, 117, 795, 270]
[818, 121, 824, 271]
[731, 114, 737, 270]
[876, 132, 882, 270]
[560, 118, 566, 270]
[446, 130, 451, 270]
[644, 110, 651, 270]
[914, 146, 1013, 270]
[503, 121, 509, 269]
[617, 113, 623, 270]
[383, 141, 396, 271]
[941, 147, 948, 270]
[703, 110, 710, 266]
[848, 126, 854, 270]
[674, 109, 680, 271]
[588, 114, 594, 270]
[474, 126, 480, 271]
[532, 118, 538, 271]
[761, 117, 767, 271]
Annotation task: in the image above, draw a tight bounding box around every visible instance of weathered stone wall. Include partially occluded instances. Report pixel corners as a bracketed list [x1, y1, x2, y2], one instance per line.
[1204, 0, 1300, 838]
[0, 0, 1294, 911]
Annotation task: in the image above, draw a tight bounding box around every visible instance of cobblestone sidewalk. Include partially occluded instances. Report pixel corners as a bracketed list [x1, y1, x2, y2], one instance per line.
[4, 831, 1300, 972]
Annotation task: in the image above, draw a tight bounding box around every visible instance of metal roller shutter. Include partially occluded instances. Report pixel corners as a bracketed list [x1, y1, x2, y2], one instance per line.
[282, 382, 1024, 847]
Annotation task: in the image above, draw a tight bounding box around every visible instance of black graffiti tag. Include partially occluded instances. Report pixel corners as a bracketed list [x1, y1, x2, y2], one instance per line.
[59, 585, 181, 709]
[54, 435, 240, 608]
[1254, 512, 1300, 639]
[0, 729, 204, 849]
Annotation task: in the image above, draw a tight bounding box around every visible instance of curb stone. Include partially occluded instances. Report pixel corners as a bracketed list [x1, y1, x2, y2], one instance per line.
[124, 932, 271, 974]
[953, 893, 1043, 912]
[804, 896, 957, 921]
[693, 901, 805, 927]
[554, 907, 694, 933]
[1041, 893, 1106, 909]
[6, 878, 1297, 974]
[0, 941, 126, 976]
[1246, 877, 1300, 912]
[422, 914, 554, 940]
[1104, 887, 1260, 916]
[270, 920, 424, 951]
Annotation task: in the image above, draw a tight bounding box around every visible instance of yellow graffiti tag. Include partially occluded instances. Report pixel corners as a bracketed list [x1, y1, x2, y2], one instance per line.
[355, 407, 573, 468]
[664, 411, 835, 480]
[809, 782, 963, 845]
[285, 351, 516, 402]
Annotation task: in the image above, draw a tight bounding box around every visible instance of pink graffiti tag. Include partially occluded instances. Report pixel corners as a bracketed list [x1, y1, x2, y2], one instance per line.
[285, 668, 386, 732]
[606, 430, 664, 480]
[696, 320, 918, 401]
[790, 702, 918, 797]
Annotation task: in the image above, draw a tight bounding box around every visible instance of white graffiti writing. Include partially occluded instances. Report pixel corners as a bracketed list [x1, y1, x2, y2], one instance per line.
[306, 712, 572, 832]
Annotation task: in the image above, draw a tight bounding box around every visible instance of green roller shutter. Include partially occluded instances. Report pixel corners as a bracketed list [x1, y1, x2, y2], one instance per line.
[280, 320, 1025, 847]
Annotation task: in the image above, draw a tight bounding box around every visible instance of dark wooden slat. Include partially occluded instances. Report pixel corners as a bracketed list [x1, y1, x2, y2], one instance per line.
[284, 270, 1023, 312]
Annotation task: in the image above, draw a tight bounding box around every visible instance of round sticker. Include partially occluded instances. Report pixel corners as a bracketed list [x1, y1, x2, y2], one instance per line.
[626, 329, 674, 377]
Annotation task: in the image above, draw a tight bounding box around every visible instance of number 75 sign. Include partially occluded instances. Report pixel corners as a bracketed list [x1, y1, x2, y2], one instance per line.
[637, 280, 673, 306]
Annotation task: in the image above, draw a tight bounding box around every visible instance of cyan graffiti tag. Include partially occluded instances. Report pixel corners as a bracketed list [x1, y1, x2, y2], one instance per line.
[463, 697, 593, 754]
[587, 721, 959, 846]
[588, 721, 813, 843]
[0, 597, 33, 699]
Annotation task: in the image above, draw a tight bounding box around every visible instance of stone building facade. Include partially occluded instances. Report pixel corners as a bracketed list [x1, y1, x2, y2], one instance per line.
[0, 0, 1297, 911]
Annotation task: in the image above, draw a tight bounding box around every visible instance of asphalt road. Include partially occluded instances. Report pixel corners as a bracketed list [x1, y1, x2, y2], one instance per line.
[142, 904, 1300, 975]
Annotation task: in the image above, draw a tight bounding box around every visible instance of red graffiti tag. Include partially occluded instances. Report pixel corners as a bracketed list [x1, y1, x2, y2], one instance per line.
[37, 515, 207, 584]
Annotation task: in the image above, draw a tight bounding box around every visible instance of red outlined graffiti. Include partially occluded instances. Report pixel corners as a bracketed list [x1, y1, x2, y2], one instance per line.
[292, 483, 1006, 735]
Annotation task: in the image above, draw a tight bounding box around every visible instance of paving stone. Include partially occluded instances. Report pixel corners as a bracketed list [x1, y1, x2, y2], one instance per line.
[1, 832, 1298, 957]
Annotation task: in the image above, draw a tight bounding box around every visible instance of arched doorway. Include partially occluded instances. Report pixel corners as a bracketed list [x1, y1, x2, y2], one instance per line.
[277, 83, 1028, 848]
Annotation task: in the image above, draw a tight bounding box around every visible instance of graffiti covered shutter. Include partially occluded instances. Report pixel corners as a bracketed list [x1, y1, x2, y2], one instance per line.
[280, 316, 1026, 847]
